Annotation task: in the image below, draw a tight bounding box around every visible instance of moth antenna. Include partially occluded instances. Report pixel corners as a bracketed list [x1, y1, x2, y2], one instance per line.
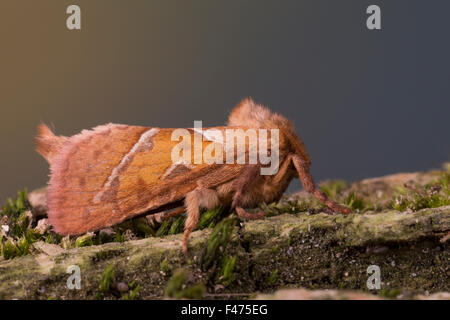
[35, 123, 68, 164]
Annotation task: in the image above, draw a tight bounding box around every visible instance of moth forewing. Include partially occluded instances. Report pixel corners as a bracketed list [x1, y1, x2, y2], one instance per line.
[44, 125, 249, 235]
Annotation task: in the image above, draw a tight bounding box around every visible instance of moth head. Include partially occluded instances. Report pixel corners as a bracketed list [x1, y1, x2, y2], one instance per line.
[228, 98, 310, 163]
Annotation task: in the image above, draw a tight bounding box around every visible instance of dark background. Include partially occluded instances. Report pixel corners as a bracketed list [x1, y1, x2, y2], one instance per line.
[0, 0, 449, 200]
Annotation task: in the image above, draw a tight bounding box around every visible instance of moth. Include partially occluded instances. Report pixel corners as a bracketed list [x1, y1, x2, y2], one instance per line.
[36, 98, 350, 254]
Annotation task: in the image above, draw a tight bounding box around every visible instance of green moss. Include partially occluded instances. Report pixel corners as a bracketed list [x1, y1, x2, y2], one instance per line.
[2, 240, 19, 259]
[123, 281, 140, 300]
[43, 233, 56, 244]
[75, 234, 94, 248]
[201, 217, 236, 269]
[114, 231, 125, 243]
[169, 216, 186, 235]
[98, 264, 115, 293]
[13, 211, 31, 238]
[16, 237, 31, 256]
[94, 248, 125, 262]
[316, 180, 373, 212]
[344, 192, 366, 211]
[198, 206, 225, 229]
[1, 189, 28, 221]
[160, 259, 171, 276]
[0, 189, 63, 260]
[132, 218, 156, 237]
[1, 234, 39, 260]
[0, 190, 43, 259]
[165, 269, 185, 298]
[155, 219, 173, 237]
[380, 288, 402, 299]
[182, 283, 205, 299]
[262, 198, 322, 216]
[165, 269, 206, 299]
[267, 269, 278, 285]
[152, 214, 187, 237]
[320, 180, 348, 199]
[391, 172, 450, 211]
[114, 218, 156, 238]
[217, 255, 237, 286]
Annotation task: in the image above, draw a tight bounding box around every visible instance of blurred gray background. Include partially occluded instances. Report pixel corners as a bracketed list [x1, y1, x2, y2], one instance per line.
[0, 0, 449, 200]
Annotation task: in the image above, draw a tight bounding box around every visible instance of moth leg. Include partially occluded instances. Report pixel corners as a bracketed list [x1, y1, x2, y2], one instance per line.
[291, 154, 351, 214]
[145, 207, 185, 228]
[183, 188, 220, 254]
[270, 154, 296, 185]
[231, 165, 266, 220]
[162, 206, 185, 220]
[235, 207, 265, 220]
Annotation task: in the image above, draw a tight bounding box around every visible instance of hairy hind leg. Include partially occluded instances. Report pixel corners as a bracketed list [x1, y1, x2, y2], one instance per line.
[183, 188, 220, 255]
[291, 154, 351, 214]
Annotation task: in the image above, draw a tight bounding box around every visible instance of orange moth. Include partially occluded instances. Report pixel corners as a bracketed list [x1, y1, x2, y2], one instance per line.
[36, 99, 350, 254]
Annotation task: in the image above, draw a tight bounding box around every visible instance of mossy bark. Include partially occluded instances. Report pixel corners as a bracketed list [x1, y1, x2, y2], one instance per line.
[0, 206, 448, 299]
